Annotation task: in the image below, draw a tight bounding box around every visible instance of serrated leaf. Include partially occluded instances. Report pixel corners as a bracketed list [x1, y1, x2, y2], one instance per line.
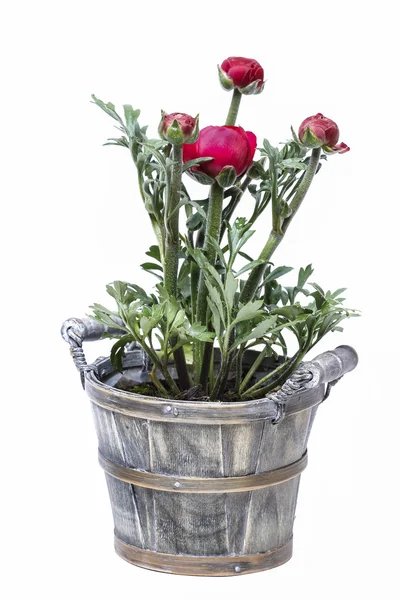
[298, 264, 314, 288]
[262, 138, 280, 163]
[123, 104, 141, 137]
[232, 300, 263, 325]
[145, 245, 162, 263]
[91, 95, 124, 126]
[184, 322, 216, 342]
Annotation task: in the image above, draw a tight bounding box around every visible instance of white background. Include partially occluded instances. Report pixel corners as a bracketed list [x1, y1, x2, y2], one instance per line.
[1, 1, 399, 598]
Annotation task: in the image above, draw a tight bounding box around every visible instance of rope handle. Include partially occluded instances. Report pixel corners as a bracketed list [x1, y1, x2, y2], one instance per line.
[61, 318, 358, 412]
[61, 317, 126, 388]
[270, 345, 358, 423]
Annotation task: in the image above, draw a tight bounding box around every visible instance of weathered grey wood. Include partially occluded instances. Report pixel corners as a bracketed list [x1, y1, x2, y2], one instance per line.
[86, 362, 325, 424]
[91, 405, 144, 546]
[221, 422, 265, 554]
[91, 402, 317, 560]
[83, 345, 358, 574]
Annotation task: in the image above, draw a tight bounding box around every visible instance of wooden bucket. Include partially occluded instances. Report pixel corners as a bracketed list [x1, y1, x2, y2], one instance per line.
[74, 341, 358, 577]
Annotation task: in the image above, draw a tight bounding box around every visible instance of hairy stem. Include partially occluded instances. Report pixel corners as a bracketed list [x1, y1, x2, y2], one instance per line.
[240, 148, 322, 304]
[194, 182, 224, 384]
[164, 144, 190, 391]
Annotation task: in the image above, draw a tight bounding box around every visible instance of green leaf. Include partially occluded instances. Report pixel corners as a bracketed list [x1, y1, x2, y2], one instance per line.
[263, 265, 293, 284]
[235, 316, 278, 345]
[145, 245, 162, 263]
[330, 287, 347, 299]
[261, 139, 280, 163]
[272, 305, 305, 320]
[232, 300, 264, 325]
[141, 262, 163, 272]
[182, 157, 213, 172]
[238, 250, 255, 262]
[185, 169, 215, 185]
[170, 309, 186, 332]
[103, 137, 129, 148]
[236, 259, 268, 277]
[225, 271, 238, 309]
[186, 212, 204, 231]
[205, 235, 227, 268]
[91, 95, 124, 126]
[123, 104, 141, 137]
[184, 322, 216, 342]
[140, 304, 164, 337]
[298, 264, 314, 288]
[208, 299, 221, 338]
[204, 279, 226, 325]
[280, 200, 292, 219]
[110, 334, 135, 372]
[279, 158, 307, 170]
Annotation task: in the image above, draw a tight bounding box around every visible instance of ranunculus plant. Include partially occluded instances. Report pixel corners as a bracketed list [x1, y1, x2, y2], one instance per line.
[90, 56, 358, 401]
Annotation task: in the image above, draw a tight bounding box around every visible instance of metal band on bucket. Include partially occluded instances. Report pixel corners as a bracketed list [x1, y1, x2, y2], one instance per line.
[99, 450, 307, 493]
[114, 535, 293, 576]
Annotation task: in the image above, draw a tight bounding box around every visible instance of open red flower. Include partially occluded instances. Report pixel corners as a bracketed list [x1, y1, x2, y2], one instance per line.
[218, 57, 264, 95]
[183, 125, 257, 180]
[299, 113, 350, 154]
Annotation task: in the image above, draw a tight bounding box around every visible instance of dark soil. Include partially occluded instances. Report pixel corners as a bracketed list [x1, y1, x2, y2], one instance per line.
[113, 376, 245, 401]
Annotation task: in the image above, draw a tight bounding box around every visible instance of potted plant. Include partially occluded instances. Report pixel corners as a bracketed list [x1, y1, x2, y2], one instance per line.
[61, 56, 359, 576]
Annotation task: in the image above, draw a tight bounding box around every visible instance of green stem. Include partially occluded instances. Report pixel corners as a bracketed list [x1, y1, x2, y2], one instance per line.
[164, 144, 191, 391]
[239, 345, 271, 393]
[225, 89, 242, 126]
[220, 176, 251, 240]
[240, 148, 322, 304]
[240, 231, 283, 304]
[164, 144, 182, 296]
[282, 148, 321, 233]
[194, 182, 224, 384]
[235, 347, 244, 393]
[149, 366, 169, 397]
[241, 352, 303, 399]
[271, 168, 281, 234]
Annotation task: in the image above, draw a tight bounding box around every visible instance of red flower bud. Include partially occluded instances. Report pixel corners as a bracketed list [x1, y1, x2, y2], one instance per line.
[218, 57, 264, 95]
[298, 113, 350, 154]
[183, 125, 257, 182]
[159, 111, 199, 145]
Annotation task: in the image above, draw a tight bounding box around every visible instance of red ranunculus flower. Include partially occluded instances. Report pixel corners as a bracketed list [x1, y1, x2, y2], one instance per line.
[299, 113, 350, 154]
[219, 57, 264, 94]
[159, 111, 198, 145]
[183, 125, 257, 180]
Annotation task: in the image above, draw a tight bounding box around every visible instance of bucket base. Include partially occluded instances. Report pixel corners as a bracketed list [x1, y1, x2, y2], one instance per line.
[114, 535, 293, 576]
